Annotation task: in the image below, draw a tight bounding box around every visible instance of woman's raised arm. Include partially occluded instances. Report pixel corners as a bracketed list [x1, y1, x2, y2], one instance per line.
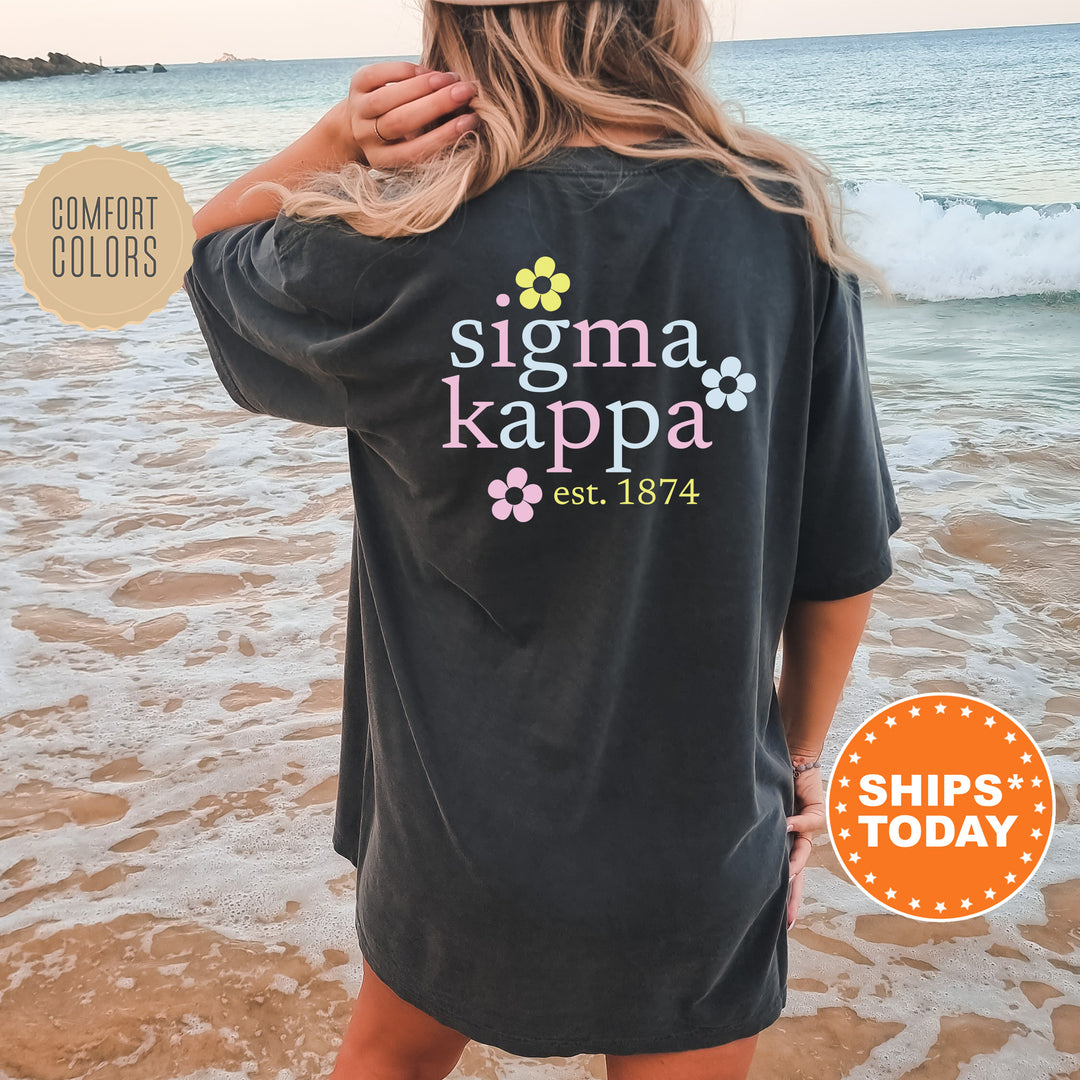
[192, 60, 478, 240]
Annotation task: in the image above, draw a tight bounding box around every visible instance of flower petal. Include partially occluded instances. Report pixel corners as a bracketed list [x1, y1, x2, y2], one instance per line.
[506, 466, 529, 488]
[549, 272, 570, 293]
[534, 255, 556, 278]
[720, 354, 742, 378]
[519, 288, 540, 309]
[736, 372, 757, 393]
[705, 388, 725, 409]
[727, 390, 748, 412]
[488, 478, 507, 499]
[540, 289, 562, 312]
[522, 483, 543, 503]
[491, 498, 513, 520]
[701, 367, 720, 389]
[512, 500, 535, 522]
[515, 268, 535, 288]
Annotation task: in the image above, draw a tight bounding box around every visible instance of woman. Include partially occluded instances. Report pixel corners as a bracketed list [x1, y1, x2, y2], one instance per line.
[183, 0, 903, 1077]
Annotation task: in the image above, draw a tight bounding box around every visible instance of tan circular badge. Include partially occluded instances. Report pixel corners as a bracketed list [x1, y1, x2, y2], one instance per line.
[11, 144, 195, 330]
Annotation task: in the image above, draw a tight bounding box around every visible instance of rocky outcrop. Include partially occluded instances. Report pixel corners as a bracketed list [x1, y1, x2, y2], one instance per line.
[0, 51, 104, 80]
[212, 52, 262, 62]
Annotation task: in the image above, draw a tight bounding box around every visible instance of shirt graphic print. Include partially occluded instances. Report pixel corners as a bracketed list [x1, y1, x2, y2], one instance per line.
[444, 251, 761, 523]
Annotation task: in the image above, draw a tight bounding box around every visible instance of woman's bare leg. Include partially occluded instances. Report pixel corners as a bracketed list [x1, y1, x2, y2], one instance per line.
[329, 957, 471, 1080]
[605, 1033, 760, 1080]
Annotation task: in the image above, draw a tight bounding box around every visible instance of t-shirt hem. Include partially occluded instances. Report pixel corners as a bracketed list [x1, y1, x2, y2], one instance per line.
[354, 911, 786, 1057]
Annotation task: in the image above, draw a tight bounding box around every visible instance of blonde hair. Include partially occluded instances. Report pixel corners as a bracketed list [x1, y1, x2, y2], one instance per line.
[249, 0, 893, 299]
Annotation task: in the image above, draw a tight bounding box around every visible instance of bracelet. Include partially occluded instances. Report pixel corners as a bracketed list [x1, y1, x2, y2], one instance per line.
[792, 759, 821, 779]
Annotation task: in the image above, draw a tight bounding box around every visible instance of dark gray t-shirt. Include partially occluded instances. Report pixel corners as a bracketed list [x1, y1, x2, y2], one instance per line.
[184, 139, 902, 1057]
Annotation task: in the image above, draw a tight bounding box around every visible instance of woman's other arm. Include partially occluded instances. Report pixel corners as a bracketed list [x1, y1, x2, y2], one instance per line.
[779, 587, 875, 929]
[778, 589, 875, 761]
[192, 61, 478, 241]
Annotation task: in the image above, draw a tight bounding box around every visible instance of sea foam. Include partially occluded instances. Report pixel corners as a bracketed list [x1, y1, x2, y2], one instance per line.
[844, 180, 1080, 301]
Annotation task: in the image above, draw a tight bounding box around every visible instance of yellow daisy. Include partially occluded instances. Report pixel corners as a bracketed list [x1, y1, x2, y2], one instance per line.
[515, 255, 571, 312]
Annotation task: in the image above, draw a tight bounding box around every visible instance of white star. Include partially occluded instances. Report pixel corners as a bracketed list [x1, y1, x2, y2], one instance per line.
[935, 901, 946, 912]
[865, 872, 876, 884]
[1005, 873, 1016, 884]
[935, 702, 947, 714]
[885, 888, 897, 899]
[838, 776, 851, 788]
[835, 802, 847, 813]
[984, 888, 996, 899]
[1031, 776, 1043, 788]
[850, 851, 861, 864]
[1005, 731, 1016, 743]
[1034, 802, 1045, 813]
[910, 706, 921, 717]
[1021, 852, 1032, 863]
[849, 751, 861, 764]
[865, 731, 877, 744]
[1031, 828, 1042, 840]
[960, 706, 972, 717]
[984, 716, 996, 728]
[1021, 752, 1032, 764]
[960, 897, 972, 909]
[909, 898, 920, 909]
[885, 715, 897, 727]
[839, 828, 851, 839]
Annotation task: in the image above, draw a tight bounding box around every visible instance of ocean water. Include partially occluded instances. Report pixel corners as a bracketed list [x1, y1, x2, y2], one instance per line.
[1, 21, 1079, 1080]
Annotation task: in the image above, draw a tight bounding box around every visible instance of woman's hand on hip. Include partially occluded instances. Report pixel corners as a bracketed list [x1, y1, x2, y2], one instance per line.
[340, 60, 479, 169]
[785, 764, 826, 931]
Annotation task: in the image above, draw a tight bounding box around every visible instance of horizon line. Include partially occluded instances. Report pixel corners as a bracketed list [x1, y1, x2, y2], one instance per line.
[29, 18, 1078, 68]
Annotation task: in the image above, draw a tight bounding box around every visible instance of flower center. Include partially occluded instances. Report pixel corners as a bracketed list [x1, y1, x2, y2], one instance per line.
[719, 375, 738, 393]
[532, 275, 552, 294]
[506, 487, 524, 504]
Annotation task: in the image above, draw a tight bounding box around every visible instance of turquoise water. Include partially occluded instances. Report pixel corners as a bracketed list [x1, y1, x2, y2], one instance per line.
[714, 22, 1080, 207]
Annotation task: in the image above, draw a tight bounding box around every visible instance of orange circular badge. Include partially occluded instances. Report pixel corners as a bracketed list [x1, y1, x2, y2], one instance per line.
[826, 693, 1054, 921]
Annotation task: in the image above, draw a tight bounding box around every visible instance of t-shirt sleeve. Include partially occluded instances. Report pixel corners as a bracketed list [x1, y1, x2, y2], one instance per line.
[183, 213, 349, 428]
[790, 263, 903, 601]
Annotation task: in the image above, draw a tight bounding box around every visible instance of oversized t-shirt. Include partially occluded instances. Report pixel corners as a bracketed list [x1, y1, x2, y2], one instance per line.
[183, 138, 903, 1058]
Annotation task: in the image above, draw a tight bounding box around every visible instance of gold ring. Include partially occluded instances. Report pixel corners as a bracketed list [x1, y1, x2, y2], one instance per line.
[373, 114, 393, 144]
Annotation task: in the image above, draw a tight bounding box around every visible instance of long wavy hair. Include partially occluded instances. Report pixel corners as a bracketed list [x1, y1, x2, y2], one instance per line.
[249, 0, 893, 298]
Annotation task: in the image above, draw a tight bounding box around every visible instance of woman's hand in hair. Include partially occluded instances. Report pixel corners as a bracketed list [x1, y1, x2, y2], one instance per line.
[189, 62, 477, 239]
[341, 60, 479, 169]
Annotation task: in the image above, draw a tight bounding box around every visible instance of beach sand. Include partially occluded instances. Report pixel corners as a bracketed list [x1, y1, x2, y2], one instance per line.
[3, 302, 1080, 1079]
